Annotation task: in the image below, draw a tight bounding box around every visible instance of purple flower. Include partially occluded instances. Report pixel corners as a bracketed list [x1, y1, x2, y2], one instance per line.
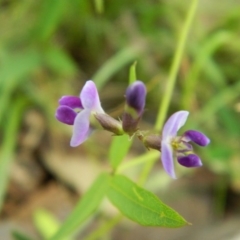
[122, 81, 146, 134]
[55, 80, 104, 147]
[161, 111, 210, 179]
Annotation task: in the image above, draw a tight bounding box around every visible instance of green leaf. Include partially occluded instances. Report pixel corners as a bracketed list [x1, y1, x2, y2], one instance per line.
[94, 0, 104, 14]
[50, 173, 110, 240]
[12, 231, 34, 240]
[33, 0, 66, 41]
[33, 209, 71, 240]
[129, 61, 137, 84]
[107, 175, 188, 227]
[0, 99, 29, 211]
[44, 46, 78, 76]
[109, 135, 132, 170]
[0, 49, 41, 124]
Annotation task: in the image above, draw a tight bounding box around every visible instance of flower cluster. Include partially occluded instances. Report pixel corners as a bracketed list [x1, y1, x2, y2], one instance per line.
[56, 80, 210, 178]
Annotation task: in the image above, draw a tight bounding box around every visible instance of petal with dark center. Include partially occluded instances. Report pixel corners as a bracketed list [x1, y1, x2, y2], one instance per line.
[80, 80, 104, 113]
[59, 96, 83, 109]
[70, 109, 91, 147]
[184, 130, 210, 146]
[162, 111, 189, 139]
[125, 81, 146, 115]
[55, 106, 77, 125]
[177, 154, 202, 167]
[161, 141, 176, 179]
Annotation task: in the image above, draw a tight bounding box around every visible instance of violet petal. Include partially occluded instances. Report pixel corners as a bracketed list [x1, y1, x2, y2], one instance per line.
[80, 80, 104, 113]
[59, 96, 83, 109]
[161, 141, 176, 179]
[125, 81, 146, 115]
[70, 109, 91, 147]
[177, 154, 202, 168]
[55, 106, 77, 125]
[162, 111, 189, 139]
[184, 130, 210, 146]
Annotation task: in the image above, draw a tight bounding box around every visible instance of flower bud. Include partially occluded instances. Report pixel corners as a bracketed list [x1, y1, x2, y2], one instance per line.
[122, 81, 146, 134]
[125, 81, 146, 115]
[94, 113, 124, 135]
[141, 134, 161, 151]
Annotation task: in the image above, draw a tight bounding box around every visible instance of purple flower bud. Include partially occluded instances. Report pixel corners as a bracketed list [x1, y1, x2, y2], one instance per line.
[125, 81, 146, 115]
[177, 154, 202, 168]
[94, 113, 123, 135]
[122, 81, 146, 135]
[55, 106, 77, 125]
[122, 112, 140, 135]
[184, 130, 210, 146]
[143, 135, 161, 151]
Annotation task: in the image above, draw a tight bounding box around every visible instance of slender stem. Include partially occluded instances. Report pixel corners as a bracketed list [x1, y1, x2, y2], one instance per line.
[154, 0, 199, 131]
[84, 214, 123, 240]
[137, 158, 156, 186]
[117, 151, 159, 173]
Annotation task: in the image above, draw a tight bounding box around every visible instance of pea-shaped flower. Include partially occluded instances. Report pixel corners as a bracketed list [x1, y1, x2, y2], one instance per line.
[55, 80, 104, 147]
[161, 111, 210, 179]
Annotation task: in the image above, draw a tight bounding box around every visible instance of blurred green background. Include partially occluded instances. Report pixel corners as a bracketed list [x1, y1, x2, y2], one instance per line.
[0, 0, 240, 239]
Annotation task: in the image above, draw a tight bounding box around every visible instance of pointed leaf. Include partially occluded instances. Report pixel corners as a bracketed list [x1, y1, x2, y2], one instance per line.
[129, 61, 137, 84]
[50, 173, 110, 240]
[107, 175, 188, 227]
[94, 0, 104, 14]
[33, 0, 66, 41]
[33, 209, 70, 240]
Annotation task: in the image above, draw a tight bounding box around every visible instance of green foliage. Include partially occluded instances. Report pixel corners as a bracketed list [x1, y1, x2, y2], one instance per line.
[107, 175, 188, 227]
[50, 173, 110, 240]
[33, 0, 67, 42]
[0, 99, 29, 211]
[12, 231, 34, 240]
[34, 209, 71, 240]
[94, 0, 104, 14]
[43, 46, 78, 76]
[1, 0, 240, 238]
[93, 46, 142, 90]
[129, 61, 137, 84]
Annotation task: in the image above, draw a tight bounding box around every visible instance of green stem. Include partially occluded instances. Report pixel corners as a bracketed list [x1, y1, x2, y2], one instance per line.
[154, 0, 199, 131]
[84, 214, 122, 240]
[137, 158, 156, 186]
[117, 151, 159, 173]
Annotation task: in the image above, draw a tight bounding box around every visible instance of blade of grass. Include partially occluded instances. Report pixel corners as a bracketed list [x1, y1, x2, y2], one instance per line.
[181, 31, 231, 109]
[34, 209, 72, 240]
[191, 80, 240, 127]
[154, 0, 199, 131]
[0, 98, 29, 211]
[50, 173, 110, 240]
